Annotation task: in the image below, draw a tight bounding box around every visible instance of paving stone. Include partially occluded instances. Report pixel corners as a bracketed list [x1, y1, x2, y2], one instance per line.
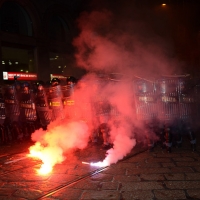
[102, 167, 126, 175]
[136, 162, 162, 168]
[170, 167, 194, 173]
[50, 188, 83, 199]
[0, 188, 16, 196]
[140, 174, 165, 181]
[154, 152, 181, 158]
[127, 167, 171, 175]
[185, 172, 200, 180]
[125, 153, 150, 162]
[161, 162, 176, 167]
[2, 181, 42, 191]
[0, 197, 26, 200]
[165, 181, 200, 189]
[108, 162, 138, 169]
[146, 157, 172, 163]
[67, 168, 91, 176]
[113, 174, 140, 182]
[164, 173, 185, 180]
[13, 188, 43, 199]
[69, 180, 100, 190]
[81, 190, 120, 199]
[180, 152, 200, 157]
[48, 174, 78, 184]
[187, 189, 200, 199]
[172, 156, 196, 162]
[0, 181, 4, 187]
[101, 181, 119, 190]
[194, 166, 200, 172]
[154, 189, 186, 199]
[91, 173, 113, 182]
[176, 161, 200, 167]
[1, 172, 50, 182]
[121, 181, 164, 191]
[121, 190, 154, 200]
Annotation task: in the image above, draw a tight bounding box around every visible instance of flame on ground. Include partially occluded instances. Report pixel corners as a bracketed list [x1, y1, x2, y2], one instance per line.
[28, 141, 65, 175]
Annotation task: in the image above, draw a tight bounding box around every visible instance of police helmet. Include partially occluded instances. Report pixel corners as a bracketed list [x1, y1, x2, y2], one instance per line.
[66, 76, 77, 85]
[21, 82, 29, 88]
[51, 78, 60, 86]
[36, 81, 45, 90]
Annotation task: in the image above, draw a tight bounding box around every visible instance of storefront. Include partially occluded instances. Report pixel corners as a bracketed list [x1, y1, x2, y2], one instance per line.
[0, 0, 83, 85]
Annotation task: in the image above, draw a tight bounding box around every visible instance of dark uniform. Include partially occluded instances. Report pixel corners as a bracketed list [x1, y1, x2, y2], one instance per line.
[19, 82, 37, 139]
[62, 76, 77, 120]
[35, 81, 52, 130]
[48, 78, 65, 121]
[0, 87, 6, 144]
[4, 84, 22, 142]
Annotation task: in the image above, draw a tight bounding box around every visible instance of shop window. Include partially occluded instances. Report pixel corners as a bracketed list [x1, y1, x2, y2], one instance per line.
[2, 47, 34, 73]
[0, 1, 32, 36]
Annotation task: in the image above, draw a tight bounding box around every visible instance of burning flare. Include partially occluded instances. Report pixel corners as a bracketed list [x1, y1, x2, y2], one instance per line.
[29, 141, 65, 175]
[82, 160, 109, 167]
[29, 121, 90, 175]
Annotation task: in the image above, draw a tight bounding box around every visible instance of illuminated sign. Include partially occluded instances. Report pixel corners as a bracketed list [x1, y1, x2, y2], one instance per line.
[50, 74, 66, 80]
[3, 71, 37, 81]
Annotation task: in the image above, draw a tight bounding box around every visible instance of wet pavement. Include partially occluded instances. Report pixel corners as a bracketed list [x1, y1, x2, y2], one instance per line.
[0, 134, 200, 200]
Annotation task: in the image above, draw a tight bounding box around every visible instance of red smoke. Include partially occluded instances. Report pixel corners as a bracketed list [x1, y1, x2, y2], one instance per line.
[30, 3, 184, 170]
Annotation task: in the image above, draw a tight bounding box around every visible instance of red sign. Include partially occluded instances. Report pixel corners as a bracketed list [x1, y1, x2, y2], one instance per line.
[3, 71, 37, 81]
[50, 74, 66, 80]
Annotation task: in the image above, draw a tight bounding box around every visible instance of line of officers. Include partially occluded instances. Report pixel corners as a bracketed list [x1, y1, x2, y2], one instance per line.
[133, 74, 199, 152]
[0, 76, 77, 145]
[0, 73, 199, 152]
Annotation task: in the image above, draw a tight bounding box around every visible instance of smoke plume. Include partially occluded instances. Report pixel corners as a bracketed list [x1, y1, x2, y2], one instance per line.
[30, 1, 183, 170]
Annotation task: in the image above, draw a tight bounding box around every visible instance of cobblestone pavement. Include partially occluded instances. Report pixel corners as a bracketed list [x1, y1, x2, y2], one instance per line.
[0, 134, 199, 200]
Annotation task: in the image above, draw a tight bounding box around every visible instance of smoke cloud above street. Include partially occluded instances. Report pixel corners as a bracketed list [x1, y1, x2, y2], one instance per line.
[73, 0, 182, 78]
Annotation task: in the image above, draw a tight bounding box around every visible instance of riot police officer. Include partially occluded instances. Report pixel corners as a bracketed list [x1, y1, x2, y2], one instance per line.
[19, 82, 37, 140]
[48, 78, 65, 121]
[4, 83, 22, 143]
[35, 81, 52, 130]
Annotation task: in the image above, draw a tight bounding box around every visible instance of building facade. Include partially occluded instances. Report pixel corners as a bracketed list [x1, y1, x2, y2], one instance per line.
[0, 0, 85, 84]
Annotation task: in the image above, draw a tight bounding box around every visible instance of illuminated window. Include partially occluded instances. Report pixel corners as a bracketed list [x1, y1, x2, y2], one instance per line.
[2, 47, 34, 72]
[49, 52, 66, 74]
